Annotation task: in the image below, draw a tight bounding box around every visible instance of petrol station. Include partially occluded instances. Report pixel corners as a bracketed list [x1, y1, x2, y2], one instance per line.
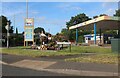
[69, 16, 120, 45]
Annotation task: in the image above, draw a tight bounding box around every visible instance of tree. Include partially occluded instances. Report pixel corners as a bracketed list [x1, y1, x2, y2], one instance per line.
[114, 9, 120, 38]
[114, 9, 120, 16]
[0, 15, 14, 46]
[93, 16, 98, 19]
[0, 15, 14, 34]
[34, 27, 45, 34]
[93, 14, 108, 19]
[65, 13, 91, 41]
[16, 27, 18, 35]
[34, 27, 45, 45]
[99, 14, 108, 17]
[66, 13, 91, 29]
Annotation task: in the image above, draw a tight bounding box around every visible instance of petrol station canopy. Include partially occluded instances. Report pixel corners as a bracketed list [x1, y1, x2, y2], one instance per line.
[69, 16, 120, 31]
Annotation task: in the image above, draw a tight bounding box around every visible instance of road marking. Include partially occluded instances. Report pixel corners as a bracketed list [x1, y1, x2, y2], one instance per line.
[0, 60, 7, 65]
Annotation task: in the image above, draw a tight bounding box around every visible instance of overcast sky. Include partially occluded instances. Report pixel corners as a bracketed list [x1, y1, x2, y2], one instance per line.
[1, 1, 118, 35]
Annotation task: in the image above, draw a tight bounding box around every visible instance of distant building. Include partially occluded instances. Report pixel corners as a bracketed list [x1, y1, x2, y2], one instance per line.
[84, 34, 115, 45]
[84, 34, 103, 45]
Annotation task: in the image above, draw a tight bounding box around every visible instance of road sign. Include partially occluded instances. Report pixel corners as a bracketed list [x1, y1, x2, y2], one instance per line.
[5, 25, 11, 30]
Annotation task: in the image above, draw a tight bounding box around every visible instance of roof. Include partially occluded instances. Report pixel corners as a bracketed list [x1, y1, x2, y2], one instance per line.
[69, 16, 120, 31]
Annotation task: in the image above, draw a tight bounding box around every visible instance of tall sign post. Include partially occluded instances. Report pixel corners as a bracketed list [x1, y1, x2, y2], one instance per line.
[24, 18, 34, 46]
[5, 21, 11, 48]
[24, 0, 34, 46]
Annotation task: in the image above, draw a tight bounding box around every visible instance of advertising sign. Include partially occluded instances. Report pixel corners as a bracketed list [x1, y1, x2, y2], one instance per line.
[25, 18, 34, 26]
[24, 18, 34, 46]
[25, 28, 34, 41]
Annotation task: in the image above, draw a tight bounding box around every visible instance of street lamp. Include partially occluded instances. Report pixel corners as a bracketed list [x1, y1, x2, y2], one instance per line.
[5, 21, 11, 48]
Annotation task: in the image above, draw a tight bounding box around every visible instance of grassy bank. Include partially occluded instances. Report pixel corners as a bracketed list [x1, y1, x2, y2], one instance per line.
[65, 53, 118, 64]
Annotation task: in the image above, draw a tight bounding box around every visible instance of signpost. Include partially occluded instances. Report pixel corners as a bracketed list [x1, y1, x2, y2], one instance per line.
[5, 21, 11, 48]
[24, 18, 34, 46]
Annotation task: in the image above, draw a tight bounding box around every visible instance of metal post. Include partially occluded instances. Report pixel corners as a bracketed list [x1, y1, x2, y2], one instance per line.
[6, 22, 10, 48]
[26, 0, 28, 18]
[76, 28, 78, 45]
[94, 23, 96, 44]
[99, 28, 102, 44]
[7, 29, 9, 48]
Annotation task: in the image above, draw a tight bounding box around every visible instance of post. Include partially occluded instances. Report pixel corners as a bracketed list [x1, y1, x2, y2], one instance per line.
[76, 28, 78, 45]
[7, 29, 9, 48]
[99, 28, 102, 44]
[94, 23, 96, 45]
[70, 44, 71, 52]
[26, 0, 28, 18]
[6, 21, 10, 48]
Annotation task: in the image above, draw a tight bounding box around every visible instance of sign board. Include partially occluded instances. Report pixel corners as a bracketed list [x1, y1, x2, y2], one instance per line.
[24, 18, 34, 43]
[24, 27, 34, 41]
[25, 18, 34, 26]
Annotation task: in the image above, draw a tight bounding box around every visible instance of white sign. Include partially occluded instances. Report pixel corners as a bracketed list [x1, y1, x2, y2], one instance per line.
[57, 42, 71, 45]
[5, 25, 11, 30]
[25, 18, 34, 26]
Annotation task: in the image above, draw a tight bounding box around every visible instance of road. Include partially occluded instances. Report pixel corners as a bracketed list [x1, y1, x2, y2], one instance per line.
[0, 53, 119, 77]
[1, 53, 69, 76]
[2, 64, 68, 76]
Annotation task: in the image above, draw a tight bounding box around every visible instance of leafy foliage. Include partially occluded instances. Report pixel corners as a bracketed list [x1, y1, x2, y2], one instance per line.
[114, 9, 120, 16]
[34, 27, 45, 34]
[66, 13, 91, 29]
[0, 15, 14, 34]
[63, 13, 91, 41]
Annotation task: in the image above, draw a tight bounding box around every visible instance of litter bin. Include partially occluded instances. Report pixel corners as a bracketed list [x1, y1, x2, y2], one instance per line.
[111, 38, 120, 53]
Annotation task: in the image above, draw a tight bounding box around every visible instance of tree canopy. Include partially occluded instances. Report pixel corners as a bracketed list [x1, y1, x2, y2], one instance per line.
[114, 9, 120, 16]
[93, 14, 108, 19]
[63, 13, 92, 41]
[34, 27, 45, 34]
[66, 13, 91, 29]
[0, 15, 14, 34]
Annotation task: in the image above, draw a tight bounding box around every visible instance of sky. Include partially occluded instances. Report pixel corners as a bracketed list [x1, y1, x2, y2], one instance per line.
[1, 2, 118, 35]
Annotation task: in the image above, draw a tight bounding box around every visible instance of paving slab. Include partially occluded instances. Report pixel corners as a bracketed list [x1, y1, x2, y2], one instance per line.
[10, 60, 57, 69]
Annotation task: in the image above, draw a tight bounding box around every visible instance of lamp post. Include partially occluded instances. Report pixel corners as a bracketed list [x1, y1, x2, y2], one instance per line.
[5, 21, 11, 48]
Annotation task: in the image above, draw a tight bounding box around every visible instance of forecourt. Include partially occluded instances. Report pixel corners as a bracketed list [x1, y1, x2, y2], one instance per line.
[69, 16, 120, 44]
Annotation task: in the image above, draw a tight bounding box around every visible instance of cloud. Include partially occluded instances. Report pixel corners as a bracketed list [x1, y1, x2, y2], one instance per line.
[57, 3, 81, 11]
[101, 2, 117, 8]
[105, 8, 115, 16]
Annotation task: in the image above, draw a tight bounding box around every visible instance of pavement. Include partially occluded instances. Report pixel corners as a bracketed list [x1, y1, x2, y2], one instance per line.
[1, 53, 119, 76]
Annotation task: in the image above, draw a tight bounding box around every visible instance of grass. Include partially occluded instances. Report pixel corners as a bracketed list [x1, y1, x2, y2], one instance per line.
[69, 46, 112, 53]
[1, 46, 116, 64]
[1, 46, 112, 57]
[65, 53, 118, 64]
[1, 47, 79, 57]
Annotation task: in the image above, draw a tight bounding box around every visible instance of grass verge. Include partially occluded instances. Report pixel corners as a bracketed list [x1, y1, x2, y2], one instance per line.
[1, 46, 112, 58]
[65, 53, 118, 64]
